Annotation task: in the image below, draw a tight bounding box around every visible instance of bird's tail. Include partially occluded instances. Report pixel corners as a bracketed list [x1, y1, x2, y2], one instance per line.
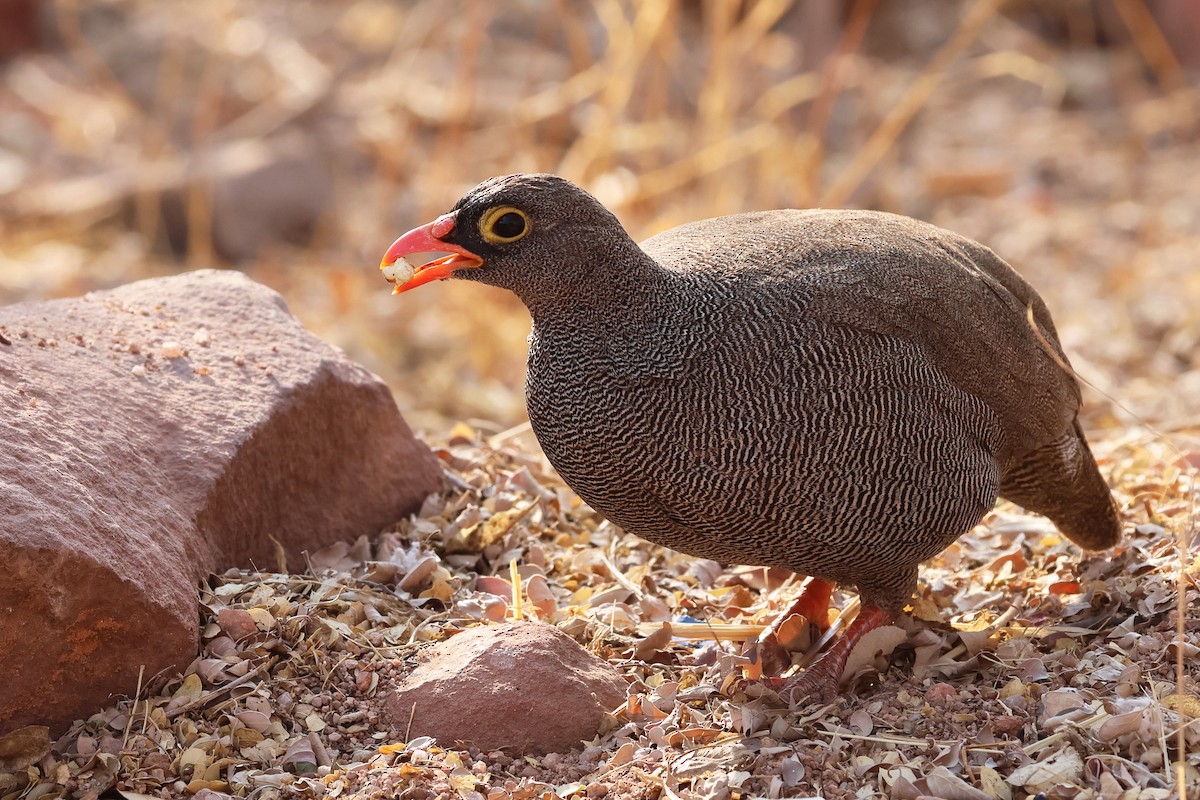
[999, 421, 1122, 550]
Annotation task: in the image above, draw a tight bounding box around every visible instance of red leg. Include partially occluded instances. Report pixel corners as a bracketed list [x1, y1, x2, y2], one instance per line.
[766, 604, 895, 704]
[747, 577, 836, 676]
[775, 577, 835, 633]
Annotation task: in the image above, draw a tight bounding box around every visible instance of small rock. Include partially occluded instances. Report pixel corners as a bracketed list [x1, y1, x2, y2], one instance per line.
[992, 715, 1025, 736]
[216, 608, 260, 643]
[924, 682, 958, 707]
[1002, 694, 1029, 713]
[384, 621, 626, 754]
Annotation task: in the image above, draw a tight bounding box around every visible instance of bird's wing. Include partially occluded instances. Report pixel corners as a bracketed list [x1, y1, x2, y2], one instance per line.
[642, 209, 1081, 465]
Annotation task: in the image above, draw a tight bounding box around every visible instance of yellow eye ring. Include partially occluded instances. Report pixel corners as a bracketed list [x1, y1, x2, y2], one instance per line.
[479, 206, 530, 244]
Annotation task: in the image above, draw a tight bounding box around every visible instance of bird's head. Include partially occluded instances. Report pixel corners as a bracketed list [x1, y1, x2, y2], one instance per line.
[380, 173, 640, 304]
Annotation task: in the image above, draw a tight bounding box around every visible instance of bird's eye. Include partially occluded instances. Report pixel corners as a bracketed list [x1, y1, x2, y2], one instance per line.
[480, 206, 529, 244]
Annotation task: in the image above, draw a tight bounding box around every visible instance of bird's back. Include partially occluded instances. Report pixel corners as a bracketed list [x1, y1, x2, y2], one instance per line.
[643, 209, 1078, 468]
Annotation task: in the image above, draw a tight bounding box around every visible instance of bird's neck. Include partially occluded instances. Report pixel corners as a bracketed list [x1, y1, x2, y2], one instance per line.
[522, 243, 679, 323]
[526, 248, 721, 384]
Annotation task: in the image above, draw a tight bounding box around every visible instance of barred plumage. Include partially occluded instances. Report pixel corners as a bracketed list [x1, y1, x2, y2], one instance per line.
[383, 173, 1122, 699]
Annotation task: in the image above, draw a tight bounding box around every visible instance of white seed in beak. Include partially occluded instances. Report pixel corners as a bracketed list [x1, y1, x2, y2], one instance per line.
[381, 257, 414, 285]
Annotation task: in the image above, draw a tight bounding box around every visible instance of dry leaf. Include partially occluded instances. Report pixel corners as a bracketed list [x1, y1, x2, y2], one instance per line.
[841, 625, 906, 682]
[956, 628, 997, 657]
[924, 765, 992, 800]
[1007, 747, 1083, 792]
[281, 736, 318, 775]
[178, 746, 210, 777]
[236, 710, 273, 733]
[780, 755, 805, 787]
[0, 725, 51, 771]
[1095, 708, 1149, 742]
[847, 709, 873, 736]
[474, 575, 512, 597]
[634, 621, 674, 661]
[1162, 693, 1200, 717]
[774, 612, 814, 651]
[448, 503, 534, 554]
[524, 573, 557, 618]
[665, 727, 723, 745]
[1040, 688, 1087, 723]
[606, 741, 637, 770]
[977, 766, 1011, 800]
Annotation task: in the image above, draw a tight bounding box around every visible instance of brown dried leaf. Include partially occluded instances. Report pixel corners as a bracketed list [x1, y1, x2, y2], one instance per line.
[841, 625, 906, 682]
[1095, 708, 1149, 742]
[281, 736, 318, 775]
[524, 573, 557, 618]
[634, 622, 674, 661]
[0, 725, 50, 771]
[1006, 747, 1083, 792]
[474, 575, 512, 597]
[847, 709, 873, 735]
[606, 741, 637, 770]
[977, 766, 1011, 800]
[774, 612, 814, 651]
[1040, 688, 1087, 723]
[956, 628, 997, 657]
[924, 765, 992, 800]
[397, 556, 439, 593]
[236, 711, 271, 733]
[447, 503, 534, 554]
[664, 727, 723, 745]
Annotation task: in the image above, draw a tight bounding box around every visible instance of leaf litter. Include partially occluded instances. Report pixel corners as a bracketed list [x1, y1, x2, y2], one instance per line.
[0, 426, 1196, 799]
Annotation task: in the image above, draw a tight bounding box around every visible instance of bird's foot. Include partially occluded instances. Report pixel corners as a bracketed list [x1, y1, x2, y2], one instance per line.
[742, 577, 836, 678]
[763, 659, 842, 706]
[750, 604, 897, 707]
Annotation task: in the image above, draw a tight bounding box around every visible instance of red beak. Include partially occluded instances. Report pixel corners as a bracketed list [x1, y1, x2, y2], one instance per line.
[380, 212, 484, 294]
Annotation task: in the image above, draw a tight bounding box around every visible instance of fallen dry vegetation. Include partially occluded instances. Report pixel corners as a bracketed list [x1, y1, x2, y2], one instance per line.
[1, 428, 1197, 799]
[1, 0, 1199, 798]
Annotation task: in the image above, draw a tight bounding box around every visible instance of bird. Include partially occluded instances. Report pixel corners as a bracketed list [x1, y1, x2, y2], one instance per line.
[380, 173, 1121, 703]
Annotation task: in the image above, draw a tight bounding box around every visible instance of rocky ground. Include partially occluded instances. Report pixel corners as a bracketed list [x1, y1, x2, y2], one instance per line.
[1, 1, 1198, 798]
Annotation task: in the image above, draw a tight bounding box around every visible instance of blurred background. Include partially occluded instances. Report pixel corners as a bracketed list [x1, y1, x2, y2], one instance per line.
[0, 0, 1197, 436]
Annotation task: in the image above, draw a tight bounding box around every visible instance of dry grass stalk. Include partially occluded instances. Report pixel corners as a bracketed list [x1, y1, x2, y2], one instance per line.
[820, 0, 1006, 208]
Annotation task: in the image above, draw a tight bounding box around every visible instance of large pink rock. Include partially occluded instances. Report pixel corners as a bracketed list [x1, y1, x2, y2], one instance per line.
[385, 622, 627, 754]
[0, 270, 441, 734]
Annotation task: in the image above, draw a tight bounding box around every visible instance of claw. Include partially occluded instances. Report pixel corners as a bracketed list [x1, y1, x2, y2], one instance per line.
[772, 663, 841, 706]
[775, 604, 896, 705]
